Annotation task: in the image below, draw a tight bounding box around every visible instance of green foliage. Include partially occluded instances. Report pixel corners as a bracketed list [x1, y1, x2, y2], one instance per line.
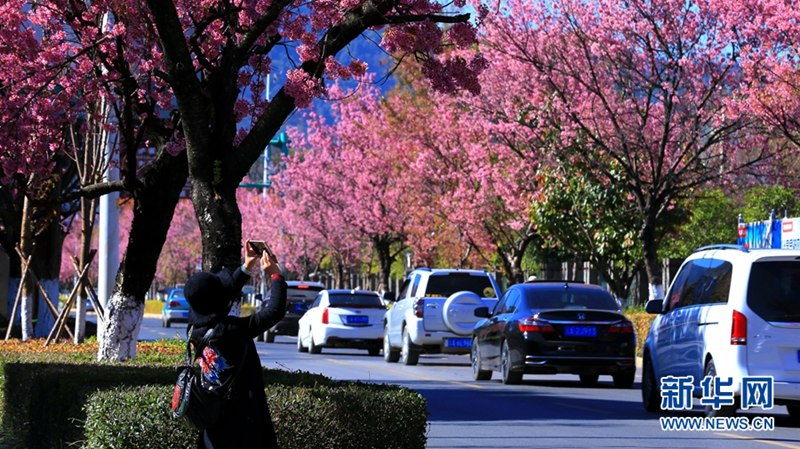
[531, 163, 641, 298]
[0, 350, 426, 449]
[1, 362, 177, 449]
[741, 185, 798, 222]
[83, 386, 195, 449]
[82, 382, 427, 449]
[660, 188, 738, 259]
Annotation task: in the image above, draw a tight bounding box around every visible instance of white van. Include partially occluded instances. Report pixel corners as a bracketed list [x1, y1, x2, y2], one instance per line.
[642, 244, 800, 420]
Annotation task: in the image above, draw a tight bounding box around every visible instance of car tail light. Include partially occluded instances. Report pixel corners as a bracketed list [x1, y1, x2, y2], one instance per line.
[322, 308, 329, 325]
[608, 319, 634, 334]
[413, 299, 425, 318]
[731, 310, 747, 345]
[169, 301, 181, 308]
[519, 317, 555, 333]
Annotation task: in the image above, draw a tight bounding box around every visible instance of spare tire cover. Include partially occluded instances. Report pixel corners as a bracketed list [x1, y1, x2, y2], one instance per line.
[443, 291, 484, 336]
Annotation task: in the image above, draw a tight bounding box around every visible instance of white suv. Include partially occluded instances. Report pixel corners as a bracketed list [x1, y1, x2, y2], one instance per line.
[642, 244, 800, 420]
[383, 268, 501, 365]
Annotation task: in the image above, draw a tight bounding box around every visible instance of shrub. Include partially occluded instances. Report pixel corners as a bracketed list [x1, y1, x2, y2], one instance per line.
[625, 311, 655, 357]
[83, 386, 195, 449]
[83, 382, 428, 449]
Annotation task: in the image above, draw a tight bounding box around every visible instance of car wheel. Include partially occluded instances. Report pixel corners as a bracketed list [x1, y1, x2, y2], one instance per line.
[383, 327, 400, 363]
[401, 327, 419, 366]
[501, 340, 522, 385]
[613, 371, 635, 388]
[309, 334, 322, 354]
[368, 347, 380, 357]
[297, 334, 308, 353]
[162, 317, 170, 328]
[642, 356, 660, 412]
[704, 359, 737, 417]
[471, 338, 492, 381]
[579, 373, 599, 387]
[265, 331, 275, 343]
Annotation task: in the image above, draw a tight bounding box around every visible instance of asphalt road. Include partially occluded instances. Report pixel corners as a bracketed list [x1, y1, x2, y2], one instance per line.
[139, 317, 800, 449]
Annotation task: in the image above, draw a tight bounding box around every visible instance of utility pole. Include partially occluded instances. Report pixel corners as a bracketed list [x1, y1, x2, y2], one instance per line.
[97, 11, 119, 317]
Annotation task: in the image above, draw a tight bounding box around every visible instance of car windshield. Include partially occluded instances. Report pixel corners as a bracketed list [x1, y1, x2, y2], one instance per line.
[287, 286, 323, 302]
[425, 273, 496, 298]
[328, 293, 384, 308]
[747, 261, 800, 323]
[170, 290, 185, 299]
[523, 288, 619, 311]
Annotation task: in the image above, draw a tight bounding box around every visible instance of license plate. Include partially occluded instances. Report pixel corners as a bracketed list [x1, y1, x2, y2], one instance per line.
[564, 325, 597, 337]
[346, 315, 368, 325]
[445, 338, 472, 348]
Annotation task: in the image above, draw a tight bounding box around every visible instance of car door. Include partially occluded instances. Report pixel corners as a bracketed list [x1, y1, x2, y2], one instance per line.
[483, 289, 520, 369]
[300, 293, 323, 347]
[652, 260, 696, 378]
[388, 276, 415, 344]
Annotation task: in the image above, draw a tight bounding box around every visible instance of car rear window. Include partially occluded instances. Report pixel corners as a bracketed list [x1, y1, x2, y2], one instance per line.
[747, 261, 800, 323]
[425, 273, 497, 298]
[523, 288, 619, 311]
[329, 293, 384, 308]
[286, 286, 323, 302]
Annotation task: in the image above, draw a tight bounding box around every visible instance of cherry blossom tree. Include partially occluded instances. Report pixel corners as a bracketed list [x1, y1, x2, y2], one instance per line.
[1, 0, 483, 359]
[476, 0, 777, 299]
[285, 84, 413, 288]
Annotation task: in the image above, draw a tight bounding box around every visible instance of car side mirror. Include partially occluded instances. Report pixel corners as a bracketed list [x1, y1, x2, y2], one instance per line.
[474, 306, 490, 318]
[383, 291, 396, 301]
[645, 299, 664, 314]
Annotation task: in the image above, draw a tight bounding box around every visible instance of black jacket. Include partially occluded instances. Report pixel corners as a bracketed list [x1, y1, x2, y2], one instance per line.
[189, 267, 287, 449]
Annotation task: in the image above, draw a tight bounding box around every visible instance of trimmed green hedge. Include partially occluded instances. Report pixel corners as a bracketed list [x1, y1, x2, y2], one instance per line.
[1, 358, 427, 449]
[83, 383, 427, 449]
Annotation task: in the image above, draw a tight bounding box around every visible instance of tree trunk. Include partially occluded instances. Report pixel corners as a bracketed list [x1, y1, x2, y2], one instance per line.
[74, 198, 96, 343]
[98, 152, 187, 361]
[18, 194, 34, 341]
[374, 236, 395, 293]
[192, 182, 243, 272]
[640, 213, 664, 302]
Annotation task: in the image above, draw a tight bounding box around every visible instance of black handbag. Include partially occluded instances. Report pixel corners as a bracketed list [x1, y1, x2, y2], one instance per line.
[171, 324, 248, 430]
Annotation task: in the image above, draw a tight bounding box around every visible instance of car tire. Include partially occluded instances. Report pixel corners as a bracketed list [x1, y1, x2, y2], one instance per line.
[471, 338, 492, 381]
[642, 356, 660, 412]
[368, 347, 380, 357]
[401, 327, 419, 366]
[309, 336, 322, 354]
[704, 359, 737, 417]
[613, 371, 635, 388]
[579, 373, 599, 387]
[501, 340, 522, 385]
[265, 331, 275, 343]
[297, 335, 308, 353]
[162, 317, 170, 328]
[384, 327, 400, 363]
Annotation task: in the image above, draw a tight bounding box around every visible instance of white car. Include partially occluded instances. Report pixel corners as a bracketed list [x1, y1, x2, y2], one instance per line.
[643, 244, 800, 420]
[297, 289, 386, 356]
[383, 268, 501, 365]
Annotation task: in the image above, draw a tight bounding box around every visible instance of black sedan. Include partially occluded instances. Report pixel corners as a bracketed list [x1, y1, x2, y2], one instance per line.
[471, 281, 636, 387]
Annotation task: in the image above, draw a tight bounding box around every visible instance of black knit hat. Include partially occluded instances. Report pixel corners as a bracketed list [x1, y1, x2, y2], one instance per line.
[184, 271, 228, 316]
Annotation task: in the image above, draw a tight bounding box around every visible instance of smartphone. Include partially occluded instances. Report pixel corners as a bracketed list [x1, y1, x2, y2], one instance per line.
[248, 240, 275, 258]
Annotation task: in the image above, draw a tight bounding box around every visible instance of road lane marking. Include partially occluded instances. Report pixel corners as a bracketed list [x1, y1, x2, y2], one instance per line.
[716, 433, 800, 449]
